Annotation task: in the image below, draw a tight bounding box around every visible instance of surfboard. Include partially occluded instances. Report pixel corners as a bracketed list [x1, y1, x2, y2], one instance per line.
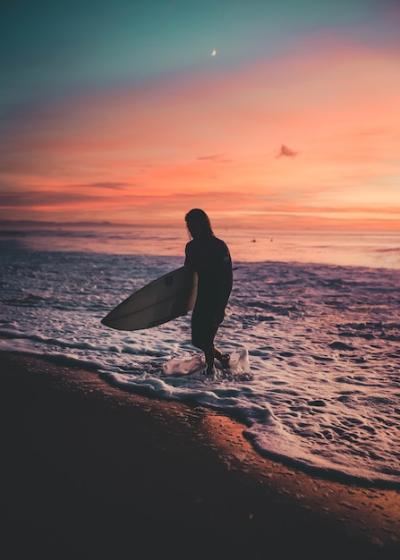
[101, 267, 198, 331]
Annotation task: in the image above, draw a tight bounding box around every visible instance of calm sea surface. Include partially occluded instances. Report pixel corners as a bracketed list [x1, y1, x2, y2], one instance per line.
[0, 223, 399, 268]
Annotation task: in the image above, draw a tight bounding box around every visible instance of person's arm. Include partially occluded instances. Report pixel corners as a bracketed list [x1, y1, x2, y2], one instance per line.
[214, 246, 233, 319]
[220, 251, 232, 297]
[184, 242, 194, 269]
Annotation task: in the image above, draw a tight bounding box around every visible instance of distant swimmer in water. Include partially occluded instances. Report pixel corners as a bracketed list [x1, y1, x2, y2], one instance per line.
[184, 208, 233, 377]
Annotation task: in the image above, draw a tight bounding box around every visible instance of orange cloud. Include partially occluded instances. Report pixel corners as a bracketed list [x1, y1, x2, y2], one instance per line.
[1, 37, 399, 229]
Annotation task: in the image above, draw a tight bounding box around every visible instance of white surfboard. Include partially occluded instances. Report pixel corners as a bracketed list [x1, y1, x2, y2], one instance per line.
[101, 267, 198, 331]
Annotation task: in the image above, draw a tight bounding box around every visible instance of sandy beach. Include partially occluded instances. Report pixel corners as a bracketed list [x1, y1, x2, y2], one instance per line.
[0, 350, 399, 559]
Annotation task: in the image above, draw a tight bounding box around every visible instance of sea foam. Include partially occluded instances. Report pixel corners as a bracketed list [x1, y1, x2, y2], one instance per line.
[1, 240, 399, 487]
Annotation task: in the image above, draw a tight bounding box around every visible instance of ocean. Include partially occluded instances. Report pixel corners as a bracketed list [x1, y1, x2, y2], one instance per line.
[0, 224, 399, 486]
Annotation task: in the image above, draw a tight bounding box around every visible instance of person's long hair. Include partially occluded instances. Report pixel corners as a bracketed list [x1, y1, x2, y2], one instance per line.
[185, 208, 214, 239]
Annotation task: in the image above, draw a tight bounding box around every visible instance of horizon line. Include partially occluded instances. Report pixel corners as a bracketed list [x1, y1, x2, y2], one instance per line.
[0, 218, 399, 233]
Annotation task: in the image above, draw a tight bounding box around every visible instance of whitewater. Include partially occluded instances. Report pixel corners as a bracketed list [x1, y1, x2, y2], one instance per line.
[0, 230, 399, 487]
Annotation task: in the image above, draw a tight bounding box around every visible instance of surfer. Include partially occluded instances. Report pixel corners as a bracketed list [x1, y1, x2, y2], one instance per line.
[184, 208, 233, 377]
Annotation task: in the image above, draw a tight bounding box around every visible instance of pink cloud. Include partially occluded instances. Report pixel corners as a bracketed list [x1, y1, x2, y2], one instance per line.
[276, 145, 298, 158]
[1, 37, 399, 228]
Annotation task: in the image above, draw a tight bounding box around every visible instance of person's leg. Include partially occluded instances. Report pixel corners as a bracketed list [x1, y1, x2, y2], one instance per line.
[192, 308, 222, 376]
[204, 346, 215, 371]
[192, 319, 216, 375]
[204, 325, 219, 376]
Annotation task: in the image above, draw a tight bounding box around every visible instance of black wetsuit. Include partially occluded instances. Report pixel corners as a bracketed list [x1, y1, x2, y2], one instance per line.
[184, 234, 233, 351]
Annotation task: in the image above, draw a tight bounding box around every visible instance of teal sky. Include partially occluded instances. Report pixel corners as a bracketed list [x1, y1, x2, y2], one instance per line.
[1, 0, 396, 109]
[0, 0, 399, 227]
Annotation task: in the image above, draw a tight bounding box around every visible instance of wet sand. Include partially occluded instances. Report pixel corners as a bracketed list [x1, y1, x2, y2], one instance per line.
[0, 350, 399, 559]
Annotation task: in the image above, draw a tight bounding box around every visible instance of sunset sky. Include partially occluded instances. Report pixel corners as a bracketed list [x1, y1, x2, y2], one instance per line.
[1, 0, 399, 229]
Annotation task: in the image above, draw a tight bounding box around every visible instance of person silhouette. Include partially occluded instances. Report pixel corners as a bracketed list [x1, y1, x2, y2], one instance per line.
[184, 209, 233, 376]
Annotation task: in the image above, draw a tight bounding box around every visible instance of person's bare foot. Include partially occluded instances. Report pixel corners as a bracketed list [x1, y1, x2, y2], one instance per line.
[204, 365, 217, 378]
[217, 353, 230, 369]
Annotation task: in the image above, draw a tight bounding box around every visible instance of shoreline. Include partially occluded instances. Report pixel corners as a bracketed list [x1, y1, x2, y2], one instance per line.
[0, 350, 399, 558]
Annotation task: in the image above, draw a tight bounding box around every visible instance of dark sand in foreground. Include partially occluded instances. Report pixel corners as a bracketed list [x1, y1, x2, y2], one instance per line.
[0, 351, 399, 559]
